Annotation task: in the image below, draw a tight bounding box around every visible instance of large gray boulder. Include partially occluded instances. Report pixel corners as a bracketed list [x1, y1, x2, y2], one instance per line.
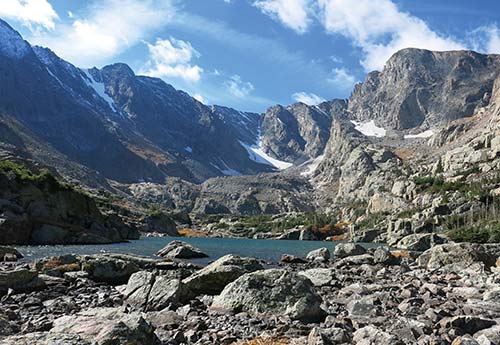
[212, 269, 325, 322]
[80, 255, 141, 285]
[50, 307, 159, 345]
[124, 271, 187, 311]
[417, 243, 499, 271]
[396, 233, 448, 252]
[0, 246, 23, 262]
[0, 269, 45, 294]
[156, 241, 208, 259]
[333, 243, 366, 258]
[306, 248, 330, 262]
[182, 254, 263, 295]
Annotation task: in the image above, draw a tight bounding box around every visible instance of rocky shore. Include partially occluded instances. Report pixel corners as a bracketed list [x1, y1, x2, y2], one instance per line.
[0, 241, 499, 344]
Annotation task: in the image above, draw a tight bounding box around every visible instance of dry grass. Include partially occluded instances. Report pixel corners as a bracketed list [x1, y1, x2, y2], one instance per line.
[235, 337, 290, 345]
[394, 148, 415, 160]
[178, 228, 207, 238]
[391, 250, 412, 259]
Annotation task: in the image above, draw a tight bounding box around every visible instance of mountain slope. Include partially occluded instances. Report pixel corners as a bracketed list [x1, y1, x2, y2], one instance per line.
[0, 19, 274, 186]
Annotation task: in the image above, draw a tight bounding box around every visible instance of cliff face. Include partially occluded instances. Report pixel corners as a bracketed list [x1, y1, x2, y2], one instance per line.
[348, 49, 500, 130]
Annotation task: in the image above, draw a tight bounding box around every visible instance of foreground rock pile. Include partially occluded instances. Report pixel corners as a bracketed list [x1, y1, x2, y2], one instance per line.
[0, 242, 499, 344]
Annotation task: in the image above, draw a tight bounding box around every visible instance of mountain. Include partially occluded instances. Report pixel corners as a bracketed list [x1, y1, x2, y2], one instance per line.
[0, 19, 277, 186]
[258, 101, 345, 163]
[348, 48, 500, 130]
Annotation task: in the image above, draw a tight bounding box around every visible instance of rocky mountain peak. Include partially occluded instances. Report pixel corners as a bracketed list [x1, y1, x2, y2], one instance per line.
[349, 48, 500, 130]
[0, 19, 30, 59]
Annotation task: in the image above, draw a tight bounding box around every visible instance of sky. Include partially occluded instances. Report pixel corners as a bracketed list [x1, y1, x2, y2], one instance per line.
[2, 0, 500, 113]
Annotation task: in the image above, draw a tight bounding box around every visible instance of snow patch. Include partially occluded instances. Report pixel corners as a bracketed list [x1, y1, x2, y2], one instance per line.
[314, 106, 330, 118]
[83, 69, 118, 112]
[300, 154, 325, 177]
[184, 146, 193, 153]
[211, 161, 242, 176]
[351, 120, 386, 138]
[404, 130, 434, 139]
[239, 130, 293, 170]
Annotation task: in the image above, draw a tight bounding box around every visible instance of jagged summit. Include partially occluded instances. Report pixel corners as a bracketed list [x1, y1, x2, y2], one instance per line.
[0, 19, 30, 59]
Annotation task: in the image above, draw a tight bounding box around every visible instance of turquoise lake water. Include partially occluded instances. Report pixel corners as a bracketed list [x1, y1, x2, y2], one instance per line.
[15, 237, 379, 265]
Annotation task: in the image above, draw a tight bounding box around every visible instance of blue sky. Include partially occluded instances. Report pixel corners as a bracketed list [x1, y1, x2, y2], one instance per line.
[2, 0, 500, 112]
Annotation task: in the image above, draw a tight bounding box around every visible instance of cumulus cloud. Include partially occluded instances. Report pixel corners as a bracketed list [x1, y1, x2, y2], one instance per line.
[225, 75, 254, 98]
[327, 67, 356, 90]
[31, 0, 174, 67]
[469, 25, 500, 54]
[0, 0, 59, 30]
[292, 92, 325, 105]
[253, 0, 312, 34]
[316, 0, 464, 71]
[141, 37, 203, 82]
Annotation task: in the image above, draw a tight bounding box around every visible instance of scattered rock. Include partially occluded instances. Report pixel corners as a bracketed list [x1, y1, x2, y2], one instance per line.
[0, 269, 45, 294]
[396, 233, 448, 252]
[439, 316, 496, 335]
[418, 243, 499, 271]
[299, 268, 335, 287]
[281, 254, 307, 264]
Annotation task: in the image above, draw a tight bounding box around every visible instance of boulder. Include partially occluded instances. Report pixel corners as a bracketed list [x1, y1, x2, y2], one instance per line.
[80, 255, 141, 284]
[439, 316, 496, 335]
[417, 243, 499, 271]
[353, 325, 402, 345]
[333, 243, 366, 258]
[124, 271, 187, 311]
[212, 269, 325, 322]
[0, 246, 23, 262]
[0, 269, 45, 294]
[373, 246, 399, 265]
[182, 254, 263, 295]
[334, 254, 374, 267]
[396, 233, 448, 252]
[473, 325, 500, 344]
[306, 248, 330, 262]
[156, 241, 208, 259]
[299, 268, 335, 287]
[50, 307, 159, 345]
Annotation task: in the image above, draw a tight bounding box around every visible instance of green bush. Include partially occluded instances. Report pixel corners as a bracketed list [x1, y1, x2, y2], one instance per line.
[447, 223, 500, 243]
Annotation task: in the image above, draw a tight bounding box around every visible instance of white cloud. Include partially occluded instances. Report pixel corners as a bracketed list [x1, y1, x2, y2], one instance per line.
[140, 37, 203, 82]
[30, 0, 174, 67]
[316, 0, 464, 71]
[327, 67, 356, 90]
[292, 92, 325, 105]
[225, 75, 254, 98]
[0, 0, 59, 30]
[468, 25, 500, 54]
[253, 0, 312, 34]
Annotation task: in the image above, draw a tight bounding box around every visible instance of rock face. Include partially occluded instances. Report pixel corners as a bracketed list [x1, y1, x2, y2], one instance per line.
[349, 49, 500, 129]
[156, 241, 208, 259]
[0, 160, 138, 245]
[260, 102, 337, 162]
[212, 269, 325, 322]
[182, 254, 263, 295]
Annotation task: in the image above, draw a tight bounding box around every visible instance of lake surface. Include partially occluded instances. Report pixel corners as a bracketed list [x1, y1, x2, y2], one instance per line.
[15, 237, 380, 265]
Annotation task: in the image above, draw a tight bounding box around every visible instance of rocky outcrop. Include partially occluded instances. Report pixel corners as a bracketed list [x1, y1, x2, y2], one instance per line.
[212, 269, 325, 322]
[0, 269, 45, 294]
[0, 246, 22, 262]
[260, 102, 336, 162]
[156, 241, 208, 259]
[0, 160, 138, 245]
[333, 243, 366, 258]
[349, 49, 500, 130]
